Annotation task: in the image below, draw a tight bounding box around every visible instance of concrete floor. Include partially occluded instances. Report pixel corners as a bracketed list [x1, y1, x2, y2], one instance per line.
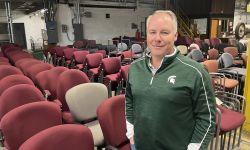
[239, 130, 250, 150]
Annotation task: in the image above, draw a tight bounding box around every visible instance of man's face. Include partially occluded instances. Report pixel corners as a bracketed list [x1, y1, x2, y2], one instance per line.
[147, 13, 177, 57]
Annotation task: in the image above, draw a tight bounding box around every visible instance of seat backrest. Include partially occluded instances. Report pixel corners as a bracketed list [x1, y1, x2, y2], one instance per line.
[19, 124, 94, 150]
[177, 45, 188, 55]
[66, 83, 108, 122]
[0, 84, 45, 120]
[0, 57, 9, 63]
[0, 65, 23, 81]
[0, 62, 11, 66]
[218, 53, 234, 68]
[95, 50, 107, 58]
[25, 63, 54, 83]
[63, 48, 78, 60]
[189, 43, 200, 50]
[57, 69, 90, 111]
[18, 60, 42, 75]
[14, 58, 38, 68]
[117, 42, 128, 52]
[0, 74, 34, 96]
[208, 48, 219, 60]
[36, 67, 69, 100]
[86, 53, 103, 69]
[102, 57, 121, 75]
[55, 46, 67, 57]
[224, 47, 238, 58]
[11, 52, 33, 63]
[97, 95, 129, 148]
[73, 51, 89, 64]
[187, 49, 204, 62]
[121, 65, 130, 82]
[0, 101, 62, 150]
[73, 40, 84, 49]
[131, 44, 142, 53]
[202, 60, 219, 73]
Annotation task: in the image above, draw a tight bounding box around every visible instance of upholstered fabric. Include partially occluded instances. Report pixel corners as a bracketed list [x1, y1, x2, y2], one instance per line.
[65, 83, 108, 121]
[0, 101, 62, 150]
[25, 63, 53, 83]
[0, 84, 45, 120]
[208, 49, 219, 60]
[36, 67, 68, 100]
[0, 65, 23, 81]
[218, 105, 245, 131]
[57, 69, 90, 111]
[19, 124, 94, 150]
[0, 74, 34, 95]
[97, 95, 130, 149]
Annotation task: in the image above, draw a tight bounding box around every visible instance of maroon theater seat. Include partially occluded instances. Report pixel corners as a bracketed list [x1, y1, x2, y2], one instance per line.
[96, 50, 107, 58]
[0, 65, 23, 81]
[0, 101, 62, 150]
[63, 48, 78, 67]
[97, 95, 131, 150]
[56, 69, 90, 123]
[86, 53, 103, 81]
[36, 67, 69, 100]
[0, 62, 11, 66]
[0, 52, 4, 57]
[0, 74, 34, 96]
[208, 48, 219, 60]
[17, 59, 42, 75]
[117, 65, 130, 94]
[19, 124, 94, 150]
[55, 46, 67, 66]
[73, 40, 84, 49]
[10, 52, 33, 64]
[0, 57, 9, 63]
[101, 57, 121, 97]
[25, 63, 53, 83]
[0, 84, 45, 121]
[14, 58, 38, 68]
[72, 50, 89, 70]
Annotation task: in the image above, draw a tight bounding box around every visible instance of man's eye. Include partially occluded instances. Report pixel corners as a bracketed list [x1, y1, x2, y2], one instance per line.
[149, 32, 156, 34]
[162, 32, 169, 35]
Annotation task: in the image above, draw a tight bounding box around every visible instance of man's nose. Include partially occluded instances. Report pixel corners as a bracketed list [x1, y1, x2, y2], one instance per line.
[154, 33, 162, 42]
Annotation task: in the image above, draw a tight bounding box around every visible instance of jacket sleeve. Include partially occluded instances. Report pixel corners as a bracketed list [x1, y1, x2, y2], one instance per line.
[188, 69, 216, 150]
[125, 72, 134, 124]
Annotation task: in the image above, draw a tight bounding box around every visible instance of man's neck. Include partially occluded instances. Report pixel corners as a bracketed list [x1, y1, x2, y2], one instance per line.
[151, 56, 164, 69]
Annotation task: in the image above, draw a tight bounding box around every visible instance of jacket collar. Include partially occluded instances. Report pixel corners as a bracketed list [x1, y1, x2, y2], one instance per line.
[145, 47, 180, 72]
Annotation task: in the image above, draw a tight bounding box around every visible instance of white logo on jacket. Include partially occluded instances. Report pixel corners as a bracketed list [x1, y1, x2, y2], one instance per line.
[167, 75, 176, 84]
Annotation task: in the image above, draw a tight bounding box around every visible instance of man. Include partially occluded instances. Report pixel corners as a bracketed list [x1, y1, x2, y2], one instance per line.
[125, 10, 216, 150]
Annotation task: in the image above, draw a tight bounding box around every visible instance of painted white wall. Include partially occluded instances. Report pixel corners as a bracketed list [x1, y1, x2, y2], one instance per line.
[13, 12, 46, 50]
[56, 4, 155, 45]
[0, 9, 46, 50]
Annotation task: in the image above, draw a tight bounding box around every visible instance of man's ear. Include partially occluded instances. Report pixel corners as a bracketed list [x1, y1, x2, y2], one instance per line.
[174, 32, 178, 41]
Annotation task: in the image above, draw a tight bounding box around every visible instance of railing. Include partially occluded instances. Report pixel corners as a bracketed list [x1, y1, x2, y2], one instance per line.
[169, 4, 195, 38]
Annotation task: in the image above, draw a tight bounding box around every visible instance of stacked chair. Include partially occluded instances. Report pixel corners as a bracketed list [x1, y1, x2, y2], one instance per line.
[97, 95, 131, 150]
[65, 83, 108, 150]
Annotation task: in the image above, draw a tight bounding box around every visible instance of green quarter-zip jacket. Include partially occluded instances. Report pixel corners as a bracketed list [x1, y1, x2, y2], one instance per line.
[125, 50, 216, 150]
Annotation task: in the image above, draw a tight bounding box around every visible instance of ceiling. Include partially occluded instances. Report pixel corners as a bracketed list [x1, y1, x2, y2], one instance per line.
[0, 0, 165, 14]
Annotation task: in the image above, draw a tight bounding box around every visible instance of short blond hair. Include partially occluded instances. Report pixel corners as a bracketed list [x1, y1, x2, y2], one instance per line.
[146, 10, 178, 33]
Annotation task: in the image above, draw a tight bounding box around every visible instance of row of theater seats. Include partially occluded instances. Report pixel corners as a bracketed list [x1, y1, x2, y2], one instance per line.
[43, 43, 143, 67]
[0, 43, 132, 149]
[0, 43, 247, 150]
[175, 36, 246, 53]
[177, 43, 248, 68]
